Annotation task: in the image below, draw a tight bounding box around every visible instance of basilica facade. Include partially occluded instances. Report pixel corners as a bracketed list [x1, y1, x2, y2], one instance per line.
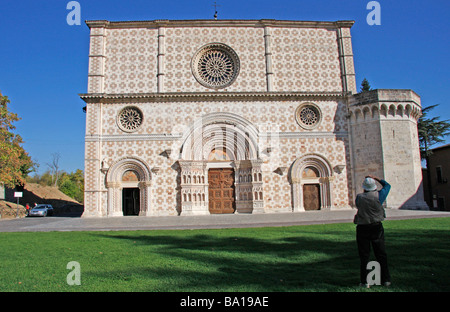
[80, 19, 428, 217]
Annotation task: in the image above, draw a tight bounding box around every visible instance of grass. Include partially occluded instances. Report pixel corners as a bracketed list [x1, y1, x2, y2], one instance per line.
[0, 218, 449, 292]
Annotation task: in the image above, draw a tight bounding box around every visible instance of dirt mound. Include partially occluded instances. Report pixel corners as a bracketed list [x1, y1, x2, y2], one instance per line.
[0, 200, 26, 218]
[22, 183, 80, 205]
[2, 183, 84, 218]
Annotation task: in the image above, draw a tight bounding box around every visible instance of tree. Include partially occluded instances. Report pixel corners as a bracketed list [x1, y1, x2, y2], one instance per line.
[0, 91, 35, 187]
[26, 170, 54, 186]
[360, 78, 372, 92]
[47, 152, 61, 187]
[57, 169, 84, 203]
[417, 104, 450, 208]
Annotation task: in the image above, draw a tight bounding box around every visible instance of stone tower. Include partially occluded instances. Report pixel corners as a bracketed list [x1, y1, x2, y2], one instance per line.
[348, 89, 428, 209]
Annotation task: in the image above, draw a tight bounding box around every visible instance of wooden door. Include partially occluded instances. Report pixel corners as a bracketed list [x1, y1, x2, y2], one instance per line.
[208, 168, 235, 214]
[303, 184, 321, 211]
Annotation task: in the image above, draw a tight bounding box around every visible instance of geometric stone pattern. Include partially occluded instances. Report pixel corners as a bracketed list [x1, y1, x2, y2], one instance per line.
[270, 27, 342, 92]
[92, 99, 352, 216]
[92, 23, 346, 94]
[164, 26, 266, 92]
[81, 19, 427, 217]
[103, 28, 158, 94]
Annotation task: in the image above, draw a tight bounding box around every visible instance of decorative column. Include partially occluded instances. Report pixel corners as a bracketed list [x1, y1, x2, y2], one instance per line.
[157, 26, 166, 93]
[179, 161, 209, 215]
[251, 159, 264, 213]
[336, 22, 357, 94]
[84, 21, 108, 217]
[263, 26, 274, 92]
[235, 159, 264, 214]
[87, 20, 108, 93]
[291, 178, 304, 212]
[138, 181, 153, 216]
[235, 160, 252, 213]
[106, 182, 123, 217]
[319, 176, 333, 210]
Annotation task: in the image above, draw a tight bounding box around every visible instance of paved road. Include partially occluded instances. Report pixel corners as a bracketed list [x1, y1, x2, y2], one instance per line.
[0, 209, 449, 232]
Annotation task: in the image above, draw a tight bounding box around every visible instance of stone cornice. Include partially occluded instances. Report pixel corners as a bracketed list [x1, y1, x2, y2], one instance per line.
[79, 91, 348, 104]
[85, 19, 355, 30]
[85, 131, 348, 142]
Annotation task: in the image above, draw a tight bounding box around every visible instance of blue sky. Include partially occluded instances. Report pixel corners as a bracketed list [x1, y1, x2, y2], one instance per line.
[0, 0, 449, 175]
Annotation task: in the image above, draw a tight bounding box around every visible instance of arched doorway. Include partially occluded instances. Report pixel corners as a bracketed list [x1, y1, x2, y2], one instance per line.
[289, 154, 333, 212]
[105, 157, 152, 217]
[178, 112, 263, 215]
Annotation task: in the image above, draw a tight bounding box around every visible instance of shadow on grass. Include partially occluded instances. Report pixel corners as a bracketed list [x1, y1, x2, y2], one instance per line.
[88, 222, 450, 292]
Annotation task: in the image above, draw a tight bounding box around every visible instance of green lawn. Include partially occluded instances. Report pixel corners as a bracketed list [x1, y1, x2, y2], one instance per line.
[0, 218, 449, 292]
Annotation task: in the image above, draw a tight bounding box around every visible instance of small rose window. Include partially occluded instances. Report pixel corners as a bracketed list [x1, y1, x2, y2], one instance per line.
[117, 106, 143, 132]
[295, 103, 322, 130]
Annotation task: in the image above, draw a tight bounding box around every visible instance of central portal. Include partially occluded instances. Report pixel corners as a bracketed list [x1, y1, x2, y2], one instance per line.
[208, 168, 236, 214]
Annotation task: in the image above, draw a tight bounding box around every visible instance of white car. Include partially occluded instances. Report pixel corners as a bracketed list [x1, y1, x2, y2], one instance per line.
[28, 204, 54, 217]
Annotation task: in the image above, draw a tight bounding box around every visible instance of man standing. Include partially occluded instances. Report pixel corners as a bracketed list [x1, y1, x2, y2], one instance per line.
[354, 175, 391, 287]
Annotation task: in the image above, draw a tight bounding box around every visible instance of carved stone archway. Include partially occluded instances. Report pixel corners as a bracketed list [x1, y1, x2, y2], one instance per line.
[105, 157, 152, 216]
[289, 154, 333, 212]
[178, 112, 264, 215]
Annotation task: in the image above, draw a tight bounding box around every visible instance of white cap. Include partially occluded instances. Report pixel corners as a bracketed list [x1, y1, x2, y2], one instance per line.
[362, 177, 377, 191]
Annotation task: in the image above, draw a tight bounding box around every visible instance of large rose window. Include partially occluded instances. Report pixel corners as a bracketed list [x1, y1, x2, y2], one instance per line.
[191, 43, 240, 89]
